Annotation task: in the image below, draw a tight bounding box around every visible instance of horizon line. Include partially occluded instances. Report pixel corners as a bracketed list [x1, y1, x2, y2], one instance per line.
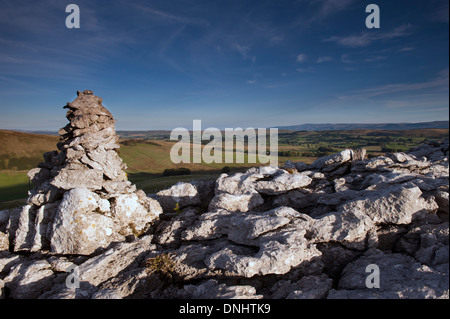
[1, 120, 448, 134]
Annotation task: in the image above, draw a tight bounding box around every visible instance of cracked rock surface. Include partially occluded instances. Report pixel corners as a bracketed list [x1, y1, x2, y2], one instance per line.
[0, 92, 448, 299]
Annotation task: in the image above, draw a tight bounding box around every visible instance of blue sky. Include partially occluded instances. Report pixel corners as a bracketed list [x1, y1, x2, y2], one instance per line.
[0, 0, 448, 130]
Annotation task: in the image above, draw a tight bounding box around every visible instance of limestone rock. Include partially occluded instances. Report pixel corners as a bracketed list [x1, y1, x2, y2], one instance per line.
[3, 260, 55, 299]
[301, 209, 374, 250]
[311, 149, 353, 171]
[208, 192, 264, 212]
[0, 232, 8, 251]
[51, 167, 104, 190]
[271, 274, 333, 299]
[10, 203, 59, 252]
[205, 239, 322, 277]
[328, 249, 449, 299]
[113, 193, 162, 237]
[1, 102, 448, 299]
[28, 167, 51, 187]
[42, 235, 155, 299]
[215, 171, 263, 195]
[154, 208, 199, 245]
[339, 184, 438, 225]
[181, 279, 263, 299]
[3, 90, 162, 256]
[0, 252, 24, 276]
[179, 207, 323, 277]
[91, 289, 122, 299]
[47, 256, 76, 273]
[182, 206, 301, 245]
[77, 235, 154, 287]
[50, 188, 118, 255]
[255, 171, 312, 195]
[156, 182, 202, 213]
[351, 148, 367, 161]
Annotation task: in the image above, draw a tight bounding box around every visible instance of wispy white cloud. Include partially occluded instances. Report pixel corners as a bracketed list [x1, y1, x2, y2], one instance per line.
[0, 0, 139, 85]
[339, 69, 449, 100]
[398, 47, 415, 52]
[296, 53, 307, 63]
[429, 1, 449, 23]
[294, 0, 357, 26]
[157, 26, 188, 72]
[0, 51, 95, 81]
[131, 3, 210, 26]
[297, 67, 314, 73]
[317, 56, 333, 63]
[0, 0, 60, 34]
[364, 55, 387, 62]
[231, 43, 256, 64]
[326, 32, 372, 47]
[384, 97, 449, 110]
[317, 0, 356, 19]
[341, 54, 354, 64]
[324, 24, 414, 47]
[240, 17, 286, 46]
[233, 43, 251, 58]
[384, 100, 409, 108]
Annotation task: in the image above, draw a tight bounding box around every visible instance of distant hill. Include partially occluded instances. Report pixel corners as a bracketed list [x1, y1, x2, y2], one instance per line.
[275, 121, 449, 131]
[12, 120, 449, 135]
[0, 130, 59, 170]
[12, 130, 59, 136]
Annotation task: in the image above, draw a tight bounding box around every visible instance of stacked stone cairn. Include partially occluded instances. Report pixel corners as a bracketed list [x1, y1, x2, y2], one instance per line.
[8, 90, 162, 255]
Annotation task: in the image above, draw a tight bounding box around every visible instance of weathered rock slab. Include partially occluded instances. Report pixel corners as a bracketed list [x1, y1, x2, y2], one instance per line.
[328, 249, 449, 299]
[49, 188, 118, 255]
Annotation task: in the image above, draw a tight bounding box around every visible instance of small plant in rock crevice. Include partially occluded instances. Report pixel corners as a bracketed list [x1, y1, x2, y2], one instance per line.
[145, 253, 177, 275]
[173, 202, 181, 214]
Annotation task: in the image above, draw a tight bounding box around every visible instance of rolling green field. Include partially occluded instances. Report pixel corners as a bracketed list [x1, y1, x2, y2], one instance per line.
[0, 128, 448, 210]
[0, 171, 30, 209]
